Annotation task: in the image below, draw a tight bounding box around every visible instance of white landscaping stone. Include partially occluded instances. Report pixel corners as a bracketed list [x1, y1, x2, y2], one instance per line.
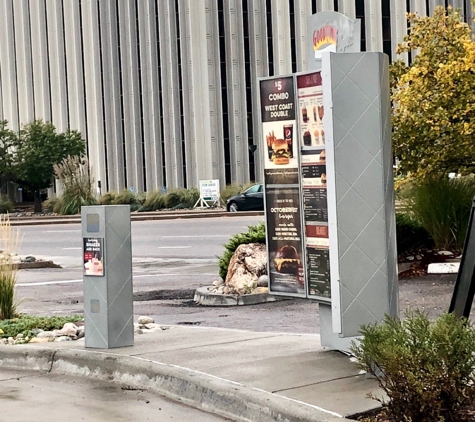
[437, 250, 454, 256]
[54, 336, 72, 342]
[138, 316, 154, 325]
[427, 262, 460, 274]
[212, 279, 224, 287]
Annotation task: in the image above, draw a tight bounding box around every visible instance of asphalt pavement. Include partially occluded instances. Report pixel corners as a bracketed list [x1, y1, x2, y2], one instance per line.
[1, 209, 381, 421]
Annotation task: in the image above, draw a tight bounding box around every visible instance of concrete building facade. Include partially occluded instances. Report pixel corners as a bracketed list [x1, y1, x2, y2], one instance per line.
[0, 0, 473, 193]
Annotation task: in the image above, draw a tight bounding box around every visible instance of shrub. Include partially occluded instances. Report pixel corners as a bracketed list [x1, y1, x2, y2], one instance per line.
[99, 192, 117, 205]
[0, 195, 13, 214]
[42, 197, 63, 214]
[351, 311, 475, 422]
[0, 215, 21, 320]
[399, 176, 475, 250]
[54, 156, 97, 215]
[112, 189, 138, 205]
[218, 222, 266, 280]
[395, 212, 433, 256]
[140, 191, 166, 211]
[164, 188, 199, 209]
[0, 315, 82, 339]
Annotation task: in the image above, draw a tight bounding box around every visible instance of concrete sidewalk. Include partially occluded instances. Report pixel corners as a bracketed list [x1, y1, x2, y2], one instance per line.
[0, 325, 381, 422]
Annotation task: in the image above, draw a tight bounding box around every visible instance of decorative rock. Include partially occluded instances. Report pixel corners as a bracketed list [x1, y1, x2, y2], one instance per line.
[22, 256, 36, 263]
[225, 243, 267, 295]
[406, 256, 415, 261]
[37, 331, 55, 338]
[212, 279, 224, 287]
[217, 285, 225, 294]
[251, 287, 269, 294]
[29, 337, 50, 344]
[56, 323, 78, 337]
[54, 336, 72, 342]
[138, 316, 154, 325]
[134, 329, 143, 335]
[77, 327, 85, 339]
[31, 328, 44, 335]
[144, 323, 159, 330]
[16, 333, 24, 339]
[7, 337, 14, 345]
[257, 275, 268, 287]
[437, 250, 454, 256]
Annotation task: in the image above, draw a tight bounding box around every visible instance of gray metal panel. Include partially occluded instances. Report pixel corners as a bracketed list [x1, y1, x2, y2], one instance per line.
[63, 0, 87, 136]
[317, 0, 334, 12]
[428, 0, 445, 15]
[248, 0, 269, 182]
[82, 206, 133, 349]
[81, 0, 107, 192]
[390, 0, 409, 63]
[338, 0, 356, 19]
[118, 0, 144, 192]
[329, 53, 398, 337]
[137, 0, 163, 192]
[99, 0, 125, 192]
[0, 0, 19, 129]
[157, 0, 184, 189]
[29, 0, 51, 121]
[46, 0, 68, 131]
[364, 0, 383, 52]
[13, 0, 34, 124]
[271, 0, 292, 75]
[294, 0, 312, 71]
[224, 0, 250, 184]
[206, 0, 226, 187]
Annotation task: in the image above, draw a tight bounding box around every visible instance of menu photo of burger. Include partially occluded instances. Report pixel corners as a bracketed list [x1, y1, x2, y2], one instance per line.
[264, 123, 296, 168]
[270, 244, 304, 292]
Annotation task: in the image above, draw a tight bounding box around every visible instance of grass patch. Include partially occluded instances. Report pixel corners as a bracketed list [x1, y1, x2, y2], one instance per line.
[0, 315, 83, 339]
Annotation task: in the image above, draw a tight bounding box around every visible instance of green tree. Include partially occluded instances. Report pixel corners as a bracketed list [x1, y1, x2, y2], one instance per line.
[391, 6, 475, 180]
[12, 120, 86, 212]
[0, 120, 17, 191]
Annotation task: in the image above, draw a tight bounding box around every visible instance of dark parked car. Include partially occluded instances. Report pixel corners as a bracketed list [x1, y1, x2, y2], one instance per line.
[226, 184, 264, 212]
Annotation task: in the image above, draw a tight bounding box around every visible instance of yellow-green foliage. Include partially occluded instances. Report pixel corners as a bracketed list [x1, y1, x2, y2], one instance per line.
[392, 6, 475, 179]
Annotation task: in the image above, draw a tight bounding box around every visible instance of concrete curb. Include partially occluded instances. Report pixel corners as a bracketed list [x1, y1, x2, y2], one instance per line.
[194, 286, 284, 306]
[0, 345, 348, 422]
[8, 210, 264, 226]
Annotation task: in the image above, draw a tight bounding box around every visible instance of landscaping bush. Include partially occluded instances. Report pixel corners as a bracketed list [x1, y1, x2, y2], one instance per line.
[0, 315, 82, 339]
[399, 176, 475, 250]
[164, 188, 199, 209]
[54, 156, 97, 215]
[99, 192, 117, 205]
[0, 195, 13, 214]
[218, 222, 266, 280]
[42, 197, 63, 214]
[112, 189, 140, 205]
[0, 215, 21, 320]
[395, 212, 434, 256]
[351, 311, 475, 422]
[139, 191, 166, 212]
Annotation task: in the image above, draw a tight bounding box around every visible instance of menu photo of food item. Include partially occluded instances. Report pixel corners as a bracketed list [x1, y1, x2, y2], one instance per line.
[270, 243, 305, 293]
[263, 121, 297, 169]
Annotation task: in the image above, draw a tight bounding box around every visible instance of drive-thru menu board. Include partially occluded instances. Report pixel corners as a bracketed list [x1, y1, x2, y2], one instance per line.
[297, 72, 331, 300]
[260, 76, 306, 297]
